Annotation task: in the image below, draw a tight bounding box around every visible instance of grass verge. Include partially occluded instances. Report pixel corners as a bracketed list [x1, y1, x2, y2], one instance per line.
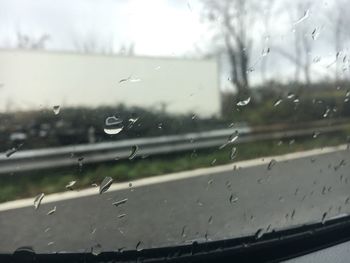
[0, 131, 349, 203]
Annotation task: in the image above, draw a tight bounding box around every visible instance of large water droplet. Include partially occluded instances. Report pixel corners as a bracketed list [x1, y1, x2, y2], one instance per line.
[33, 193, 45, 210]
[104, 116, 124, 135]
[53, 105, 60, 115]
[236, 97, 251, 106]
[99, 177, 113, 194]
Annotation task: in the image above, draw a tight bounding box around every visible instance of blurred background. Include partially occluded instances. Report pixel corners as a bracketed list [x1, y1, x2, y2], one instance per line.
[0, 0, 350, 201]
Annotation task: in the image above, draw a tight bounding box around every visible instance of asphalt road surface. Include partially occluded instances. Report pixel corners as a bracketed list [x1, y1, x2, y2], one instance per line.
[1, 146, 350, 253]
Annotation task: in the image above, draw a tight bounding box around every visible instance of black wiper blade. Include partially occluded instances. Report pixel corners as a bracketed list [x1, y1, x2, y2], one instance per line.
[3, 213, 350, 263]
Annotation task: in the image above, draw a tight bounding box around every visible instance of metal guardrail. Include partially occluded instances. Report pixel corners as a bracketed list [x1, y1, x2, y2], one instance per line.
[0, 123, 348, 174]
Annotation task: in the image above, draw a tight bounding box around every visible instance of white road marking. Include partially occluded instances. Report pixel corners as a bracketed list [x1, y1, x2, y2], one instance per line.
[0, 144, 347, 212]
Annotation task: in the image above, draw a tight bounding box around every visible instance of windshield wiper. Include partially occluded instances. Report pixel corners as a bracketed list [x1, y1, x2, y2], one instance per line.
[3, 213, 350, 263]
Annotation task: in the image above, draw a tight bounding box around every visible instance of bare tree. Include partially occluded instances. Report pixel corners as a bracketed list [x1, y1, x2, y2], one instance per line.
[202, 0, 263, 99]
[16, 31, 50, 49]
[260, 0, 276, 83]
[72, 32, 135, 56]
[273, 2, 313, 85]
[72, 32, 114, 55]
[326, 0, 350, 82]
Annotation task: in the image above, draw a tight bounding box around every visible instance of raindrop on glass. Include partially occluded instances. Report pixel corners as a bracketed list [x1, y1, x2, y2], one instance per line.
[228, 130, 239, 143]
[181, 226, 186, 238]
[136, 241, 143, 251]
[236, 97, 251, 107]
[112, 198, 128, 207]
[99, 177, 113, 194]
[104, 116, 124, 135]
[287, 93, 295, 99]
[312, 131, 320, 138]
[47, 206, 56, 215]
[313, 56, 321, 64]
[322, 212, 327, 224]
[117, 214, 126, 219]
[6, 147, 18, 158]
[293, 9, 310, 25]
[255, 228, 265, 239]
[291, 209, 296, 220]
[91, 243, 102, 256]
[323, 108, 330, 118]
[33, 193, 45, 210]
[273, 99, 282, 107]
[128, 117, 139, 128]
[311, 28, 319, 40]
[65, 181, 76, 190]
[128, 145, 138, 160]
[129, 77, 141, 83]
[267, 159, 277, 170]
[345, 197, 350, 204]
[53, 105, 60, 115]
[230, 147, 237, 160]
[229, 194, 239, 204]
[262, 47, 270, 57]
[78, 157, 84, 167]
[119, 76, 130, 83]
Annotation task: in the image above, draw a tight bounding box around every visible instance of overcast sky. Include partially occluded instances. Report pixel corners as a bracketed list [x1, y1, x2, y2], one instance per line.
[0, 0, 209, 56]
[0, 0, 348, 87]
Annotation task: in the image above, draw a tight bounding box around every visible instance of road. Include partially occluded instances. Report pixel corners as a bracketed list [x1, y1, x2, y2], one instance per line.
[0, 145, 350, 253]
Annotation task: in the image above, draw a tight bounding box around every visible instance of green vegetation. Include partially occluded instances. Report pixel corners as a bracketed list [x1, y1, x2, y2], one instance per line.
[222, 81, 350, 124]
[0, 131, 348, 203]
[2, 82, 350, 203]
